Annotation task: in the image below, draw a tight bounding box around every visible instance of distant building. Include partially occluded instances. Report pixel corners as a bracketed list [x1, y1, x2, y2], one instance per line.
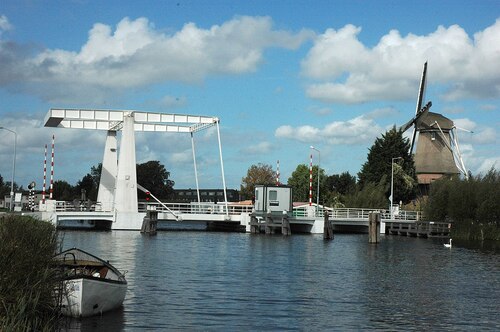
[172, 189, 239, 203]
[2, 192, 44, 211]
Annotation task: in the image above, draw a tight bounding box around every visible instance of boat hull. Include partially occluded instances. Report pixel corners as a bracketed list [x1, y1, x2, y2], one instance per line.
[62, 277, 127, 318]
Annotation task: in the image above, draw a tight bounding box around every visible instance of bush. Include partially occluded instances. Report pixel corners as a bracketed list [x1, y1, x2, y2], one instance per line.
[423, 168, 500, 241]
[0, 215, 62, 331]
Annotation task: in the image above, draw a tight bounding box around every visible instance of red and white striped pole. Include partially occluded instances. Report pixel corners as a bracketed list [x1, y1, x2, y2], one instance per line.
[49, 135, 55, 199]
[276, 160, 280, 186]
[42, 144, 47, 204]
[309, 154, 313, 206]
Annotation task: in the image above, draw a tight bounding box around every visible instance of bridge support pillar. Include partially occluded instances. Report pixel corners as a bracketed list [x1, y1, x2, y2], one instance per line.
[97, 130, 118, 212]
[114, 113, 138, 214]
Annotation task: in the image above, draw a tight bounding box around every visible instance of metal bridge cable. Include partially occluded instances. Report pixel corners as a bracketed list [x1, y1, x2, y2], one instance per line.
[216, 120, 229, 215]
[136, 183, 179, 219]
[191, 132, 201, 204]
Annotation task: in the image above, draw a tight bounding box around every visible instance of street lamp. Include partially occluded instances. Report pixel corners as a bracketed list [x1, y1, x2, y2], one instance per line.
[390, 157, 403, 219]
[310, 146, 320, 213]
[0, 127, 17, 212]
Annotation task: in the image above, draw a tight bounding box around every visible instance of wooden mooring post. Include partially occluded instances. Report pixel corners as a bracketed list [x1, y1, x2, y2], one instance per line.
[265, 214, 275, 234]
[250, 215, 260, 234]
[368, 212, 381, 243]
[141, 209, 158, 235]
[323, 211, 334, 240]
[281, 213, 291, 236]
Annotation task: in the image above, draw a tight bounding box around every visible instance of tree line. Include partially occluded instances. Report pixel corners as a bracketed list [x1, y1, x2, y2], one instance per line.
[240, 127, 418, 209]
[0, 161, 175, 203]
[424, 168, 500, 240]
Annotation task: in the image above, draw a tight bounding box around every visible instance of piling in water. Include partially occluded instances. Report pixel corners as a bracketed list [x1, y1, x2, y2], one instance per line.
[368, 212, 381, 244]
[281, 213, 291, 236]
[323, 210, 334, 240]
[141, 210, 158, 235]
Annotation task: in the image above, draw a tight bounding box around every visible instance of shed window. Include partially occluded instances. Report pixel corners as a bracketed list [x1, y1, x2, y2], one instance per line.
[269, 190, 277, 200]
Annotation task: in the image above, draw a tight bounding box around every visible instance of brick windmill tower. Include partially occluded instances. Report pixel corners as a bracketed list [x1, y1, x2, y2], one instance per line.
[400, 62, 468, 194]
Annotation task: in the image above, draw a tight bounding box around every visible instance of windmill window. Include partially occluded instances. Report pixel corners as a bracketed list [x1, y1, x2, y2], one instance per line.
[431, 132, 436, 141]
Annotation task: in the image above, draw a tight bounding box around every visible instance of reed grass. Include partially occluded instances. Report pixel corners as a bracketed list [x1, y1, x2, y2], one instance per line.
[0, 215, 63, 331]
[424, 168, 500, 241]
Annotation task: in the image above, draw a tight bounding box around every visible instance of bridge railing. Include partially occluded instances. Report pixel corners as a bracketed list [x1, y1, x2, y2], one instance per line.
[292, 205, 424, 221]
[330, 208, 424, 221]
[139, 202, 254, 216]
[50, 200, 423, 221]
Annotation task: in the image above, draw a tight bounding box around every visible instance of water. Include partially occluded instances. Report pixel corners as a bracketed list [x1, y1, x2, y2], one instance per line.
[61, 231, 500, 331]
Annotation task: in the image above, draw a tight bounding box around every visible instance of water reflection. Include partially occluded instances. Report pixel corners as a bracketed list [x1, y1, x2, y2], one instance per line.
[62, 307, 125, 331]
[60, 231, 500, 331]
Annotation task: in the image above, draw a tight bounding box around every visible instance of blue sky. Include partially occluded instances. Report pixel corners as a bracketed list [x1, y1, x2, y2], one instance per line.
[0, 0, 499, 191]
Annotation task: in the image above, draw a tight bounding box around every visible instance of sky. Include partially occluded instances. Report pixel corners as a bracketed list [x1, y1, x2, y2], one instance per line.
[0, 0, 499, 192]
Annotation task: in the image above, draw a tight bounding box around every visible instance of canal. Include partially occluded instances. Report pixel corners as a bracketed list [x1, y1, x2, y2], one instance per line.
[62, 231, 499, 331]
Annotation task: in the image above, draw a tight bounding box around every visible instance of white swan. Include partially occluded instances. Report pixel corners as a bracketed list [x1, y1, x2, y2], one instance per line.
[444, 238, 452, 248]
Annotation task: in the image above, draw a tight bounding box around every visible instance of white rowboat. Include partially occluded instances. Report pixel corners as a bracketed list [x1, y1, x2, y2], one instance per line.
[54, 248, 127, 317]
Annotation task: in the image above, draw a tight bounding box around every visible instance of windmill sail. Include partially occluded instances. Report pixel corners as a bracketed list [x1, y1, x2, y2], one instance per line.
[410, 62, 428, 153]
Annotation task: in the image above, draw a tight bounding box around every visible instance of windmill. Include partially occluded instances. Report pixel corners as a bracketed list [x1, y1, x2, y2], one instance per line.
[400, 62, 469, 193]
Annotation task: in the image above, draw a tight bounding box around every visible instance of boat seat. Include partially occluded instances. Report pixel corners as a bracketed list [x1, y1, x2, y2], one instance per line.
[99, 267, 109, 278]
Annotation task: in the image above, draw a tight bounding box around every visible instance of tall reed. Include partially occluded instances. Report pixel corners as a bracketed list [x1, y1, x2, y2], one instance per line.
[0, 215, 63, 331]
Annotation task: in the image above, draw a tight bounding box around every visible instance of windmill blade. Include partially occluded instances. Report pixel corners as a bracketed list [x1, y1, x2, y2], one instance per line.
[415, 62, 428, 116]
[409, 62, 428, 153]
[409, 124, 418, 153]
[400, 101, 432, 132]
[401, 117, 417, 132]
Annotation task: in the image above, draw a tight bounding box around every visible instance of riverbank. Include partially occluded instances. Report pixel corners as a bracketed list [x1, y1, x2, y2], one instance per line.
[0, 215, 62, 331]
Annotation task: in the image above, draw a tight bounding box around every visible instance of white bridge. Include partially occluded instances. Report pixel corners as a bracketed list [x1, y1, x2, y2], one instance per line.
[39, 199, 423, 234]
[36, 108, 233, 230]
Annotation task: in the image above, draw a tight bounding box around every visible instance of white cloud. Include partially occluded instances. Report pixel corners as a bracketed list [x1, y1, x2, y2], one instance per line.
[0, 16, 313, 103]
[477, 157, 500, 174]
[479, 104, 497, 111]
[0, 15, 12, 33]
[364, 107, 398, 120]
[275, 114, 382, 145]
[453, 118, 477, 132]
[453, 118, 496, 144]
[240, 141, 275, 155]
[168, 149, 193, 164]
[302, 19, 500, 103]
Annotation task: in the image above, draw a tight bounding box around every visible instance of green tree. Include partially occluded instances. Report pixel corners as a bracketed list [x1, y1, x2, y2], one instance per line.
[0, 174, 7, 200]
[287, 164, 326, 203]
[240, 163, 275, 200]
[90, 163, 102, 189]
[357, 126, 417, 204]
[475, 168, 500, 224]
[344, 176, 388, 208]
[53, 180, 75, 201]
[325, 171, 357, 195]
[136, 161, 175, 199]
[75, 174, 97, 201]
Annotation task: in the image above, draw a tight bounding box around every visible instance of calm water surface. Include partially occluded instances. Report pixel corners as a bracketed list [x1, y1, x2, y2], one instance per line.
[62, 231, 500, 331]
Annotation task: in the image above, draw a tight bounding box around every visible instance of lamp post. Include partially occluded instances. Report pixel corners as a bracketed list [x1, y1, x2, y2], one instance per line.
[0, 127, 17, 212]
[310, 146, 320, 213]
[390, 157, 403, 219]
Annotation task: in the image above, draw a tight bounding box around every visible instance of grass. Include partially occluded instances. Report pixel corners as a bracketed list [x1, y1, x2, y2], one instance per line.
[0, 215, 63, 331]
